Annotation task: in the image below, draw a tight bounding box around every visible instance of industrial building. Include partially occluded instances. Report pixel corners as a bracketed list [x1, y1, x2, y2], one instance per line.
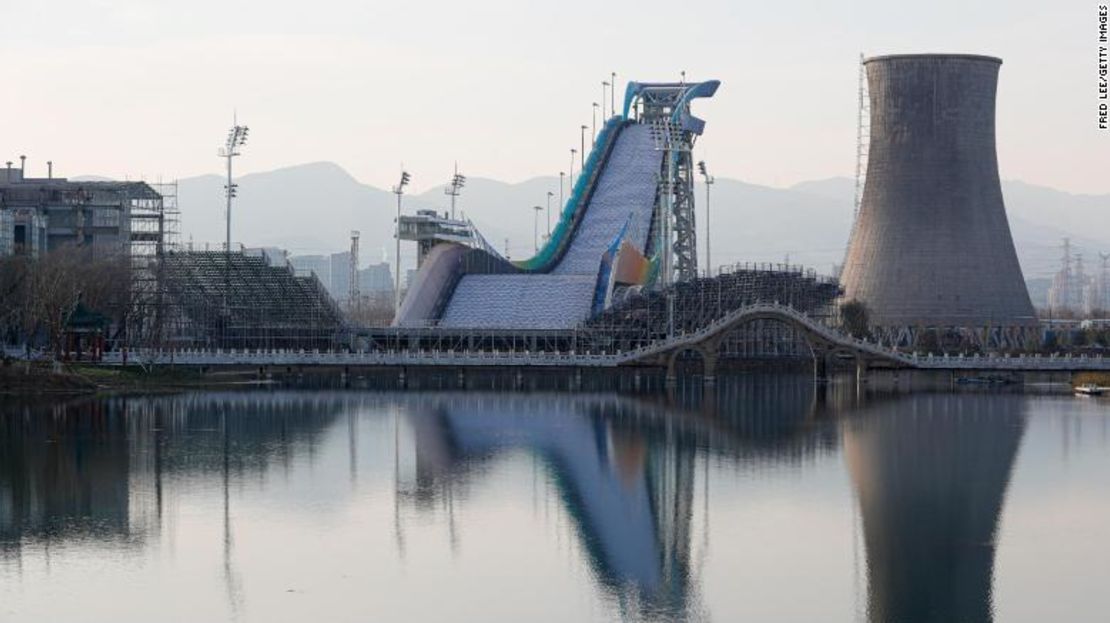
[839, 54, 1037, 349]
[0, 160, 168, 260]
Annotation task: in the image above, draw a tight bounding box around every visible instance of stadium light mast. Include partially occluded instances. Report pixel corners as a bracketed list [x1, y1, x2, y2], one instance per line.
[445, 163, 466, 220]
[698, 160, 715, 277]
[545, 191, 554, 238]
[591, 103, 599, 144]
[602, 81, 610, 118]
[219, 120, 249, 257]
[580, 125, 588, 164]
[392, 169, 411, 314]
[532, 205, 543, 252]
[569, 148, 577, 190]
[610, 72, 616, 115]
[558, 171, 565, 214]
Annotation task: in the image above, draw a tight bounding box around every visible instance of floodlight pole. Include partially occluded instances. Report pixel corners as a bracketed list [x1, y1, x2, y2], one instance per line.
[569, 149, 577, 190]
[699, 160, 715, 277]
[220, 121, 248, 260]
[445, 163, 465, 220]
[580, 126, 588, 165]
[393, 169, 410, 315]
[225, 150, 233, 257]
[610, 72, 616, 115]
[546, 191, 553, 238]
[592, 104, 598, 144]
[559, 172, 565, 220]
[602, 82, 609, 118]
[532, 205, 543, 252]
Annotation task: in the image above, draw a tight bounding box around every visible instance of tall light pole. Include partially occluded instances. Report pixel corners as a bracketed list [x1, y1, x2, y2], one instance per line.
[580, 125, 588, 165]
[558, 171, 565, 217]
[532, 205, 543, 252]
[393, 169, 410, 314]
[219, 121, 249, 257]
[569, 149, 577, 190]
[602, 81, 610, 118]
[546, 191, 554, 237]
[444, 163, 466, 220]
[610, 72, 616, 115]
[698, 160, 715, 277]
[591, 103, 599, 144]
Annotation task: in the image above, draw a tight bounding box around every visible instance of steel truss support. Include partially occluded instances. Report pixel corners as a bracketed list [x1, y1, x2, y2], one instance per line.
[649, 119, 698, 286]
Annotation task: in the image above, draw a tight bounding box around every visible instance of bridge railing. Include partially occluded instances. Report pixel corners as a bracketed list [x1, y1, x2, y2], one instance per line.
[88, 302, 1110, 371]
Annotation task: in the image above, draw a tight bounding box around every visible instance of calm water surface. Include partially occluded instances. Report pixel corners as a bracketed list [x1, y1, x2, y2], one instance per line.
[1, 376, 1108, 622]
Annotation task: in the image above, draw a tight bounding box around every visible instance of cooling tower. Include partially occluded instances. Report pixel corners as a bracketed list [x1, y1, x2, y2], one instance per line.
[840, 54, 1035, 334]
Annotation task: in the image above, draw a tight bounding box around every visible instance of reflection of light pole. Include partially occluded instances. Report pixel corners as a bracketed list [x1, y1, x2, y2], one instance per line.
[569, 149, 577, 190]
[532, 205, 543, 252]
[392, 169, 410, 314]
[219, 121, 249, 257]
[591, 103, 599, 144]
[546, 191, 554, 237]
[698, 160, 715, 277]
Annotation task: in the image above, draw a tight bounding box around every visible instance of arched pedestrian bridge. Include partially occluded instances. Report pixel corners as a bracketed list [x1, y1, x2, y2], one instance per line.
[96, 302, 1110, 377]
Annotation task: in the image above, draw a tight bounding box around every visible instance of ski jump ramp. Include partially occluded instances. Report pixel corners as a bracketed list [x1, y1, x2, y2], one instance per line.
[395, 80, 720, 330]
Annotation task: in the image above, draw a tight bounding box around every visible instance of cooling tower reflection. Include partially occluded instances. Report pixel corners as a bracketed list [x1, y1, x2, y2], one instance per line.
[843, 393, 1028, 622]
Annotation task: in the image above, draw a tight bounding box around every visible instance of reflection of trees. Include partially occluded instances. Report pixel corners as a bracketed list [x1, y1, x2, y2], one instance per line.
[843, 393, 1028, 623]
[0, 392, 344, 559]
[0, 399, 138, 553]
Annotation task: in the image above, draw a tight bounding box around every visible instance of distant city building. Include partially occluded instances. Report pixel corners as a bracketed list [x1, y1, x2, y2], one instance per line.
[243, 246, 288, 268]
[330, 251, 352, 303]
[359, 262, 393, 295]
[289, 254, 331, 283]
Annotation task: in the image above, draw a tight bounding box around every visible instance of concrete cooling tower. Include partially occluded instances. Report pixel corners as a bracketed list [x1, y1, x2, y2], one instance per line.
[840, 54, 1036, 346]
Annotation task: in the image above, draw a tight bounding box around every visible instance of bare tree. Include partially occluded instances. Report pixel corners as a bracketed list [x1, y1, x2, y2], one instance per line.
[839, 299, 871, 339]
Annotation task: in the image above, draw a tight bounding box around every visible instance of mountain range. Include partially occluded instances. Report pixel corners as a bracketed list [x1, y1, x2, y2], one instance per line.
[156, 161, 1107, 304]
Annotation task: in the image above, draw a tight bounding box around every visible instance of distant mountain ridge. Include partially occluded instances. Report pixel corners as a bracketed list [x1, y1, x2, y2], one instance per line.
[128, 162, 1106, 292]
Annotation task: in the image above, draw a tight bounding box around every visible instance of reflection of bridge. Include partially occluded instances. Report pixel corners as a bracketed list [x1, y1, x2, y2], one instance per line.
[101, 302, 1110, 377]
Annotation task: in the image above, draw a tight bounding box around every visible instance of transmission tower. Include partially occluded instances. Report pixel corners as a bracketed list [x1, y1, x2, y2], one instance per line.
[349, 230, 360, 314]
[1099, 252, 1110, 314]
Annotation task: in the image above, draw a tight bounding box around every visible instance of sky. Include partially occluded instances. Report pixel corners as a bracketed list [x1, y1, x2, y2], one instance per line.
[1, 0, 1107, 194]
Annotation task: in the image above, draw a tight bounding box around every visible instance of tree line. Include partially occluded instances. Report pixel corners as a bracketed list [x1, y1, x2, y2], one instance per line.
[0, 246, 131, 359]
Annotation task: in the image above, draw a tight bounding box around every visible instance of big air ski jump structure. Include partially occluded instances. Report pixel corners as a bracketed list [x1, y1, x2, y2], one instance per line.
[396, 81, 721, 330]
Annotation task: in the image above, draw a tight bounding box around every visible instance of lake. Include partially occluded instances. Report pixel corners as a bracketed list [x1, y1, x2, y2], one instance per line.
[1, 375, 1108, 622]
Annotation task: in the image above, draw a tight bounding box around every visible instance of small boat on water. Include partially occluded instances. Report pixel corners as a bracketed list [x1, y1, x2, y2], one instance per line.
[1074, 384, 1104, 396]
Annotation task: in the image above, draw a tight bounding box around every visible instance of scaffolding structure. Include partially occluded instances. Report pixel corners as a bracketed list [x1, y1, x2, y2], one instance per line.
[157, 251, 343, 350]
[356, 265, 840, 359]
[125, 183, 167, 349]
[585, 263, 841, 354]
[636, 90, 700, 284]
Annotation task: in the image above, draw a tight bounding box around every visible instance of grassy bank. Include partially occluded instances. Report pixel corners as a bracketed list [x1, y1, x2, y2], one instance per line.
[1, 362, 240, 396]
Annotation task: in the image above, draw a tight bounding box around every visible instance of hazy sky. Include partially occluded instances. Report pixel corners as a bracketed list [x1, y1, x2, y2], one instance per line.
[2, 0, 1106, 194]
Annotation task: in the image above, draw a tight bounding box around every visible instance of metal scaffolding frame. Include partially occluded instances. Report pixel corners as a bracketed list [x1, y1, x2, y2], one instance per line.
[154, 250, 343, 350]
